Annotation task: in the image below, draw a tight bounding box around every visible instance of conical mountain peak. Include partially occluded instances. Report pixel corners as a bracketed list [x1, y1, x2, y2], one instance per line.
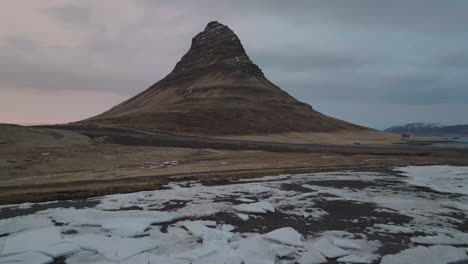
[80, 21, 368, 136]
[170, 21, 264, 78]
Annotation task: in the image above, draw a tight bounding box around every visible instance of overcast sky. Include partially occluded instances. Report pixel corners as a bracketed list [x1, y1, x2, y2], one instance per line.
[1, 1, 467, 129]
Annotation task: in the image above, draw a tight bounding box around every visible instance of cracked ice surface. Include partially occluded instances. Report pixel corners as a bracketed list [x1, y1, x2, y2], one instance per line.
[0, 166, 467, 263]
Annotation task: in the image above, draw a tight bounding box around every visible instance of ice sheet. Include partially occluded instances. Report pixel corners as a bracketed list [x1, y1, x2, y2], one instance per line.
[67, 234, 159, 261]
[0, 220, 28, 236]
[397, 165, 468, 195]
[49, 208, 178, 237]
[1, 226, 62, 256]
[0, 251, 53, 264]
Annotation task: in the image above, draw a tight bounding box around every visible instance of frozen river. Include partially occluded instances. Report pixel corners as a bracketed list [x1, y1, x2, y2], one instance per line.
[0, 166, 467, 264]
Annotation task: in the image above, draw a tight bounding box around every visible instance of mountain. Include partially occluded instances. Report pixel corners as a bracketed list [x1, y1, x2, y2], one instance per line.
[79, 21, 370, 136]
[385, 123, 468, 136]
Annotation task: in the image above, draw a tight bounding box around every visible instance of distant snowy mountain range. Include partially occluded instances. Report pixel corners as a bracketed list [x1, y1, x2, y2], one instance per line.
[385, 123, 468, 136]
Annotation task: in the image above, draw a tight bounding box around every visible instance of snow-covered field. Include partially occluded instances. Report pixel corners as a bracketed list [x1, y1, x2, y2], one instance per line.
[0, 165, 467, 263]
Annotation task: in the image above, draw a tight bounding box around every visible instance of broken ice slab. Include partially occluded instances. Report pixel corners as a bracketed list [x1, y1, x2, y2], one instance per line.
[67, 234, 159, 262]
[170, 244, 218, 261]
[181, 221, 233, 242]
[1, 226, 62, 256]
[263, 227, 303, 247]
[39, 241, 81, 258]
[232, 204, 267, 214]
[221, 224, 236, 232]
[297, 248, 327, 264]
[410, 234, 466, 246]
[332, 238, 362, 250]
[50, 208, 179, 237]
[313, 237, 349, 258]
[237, 198, 255, 203]
[0, 252, 53, 264]
[232, 201, 275, 214]
[0, 220, 28, 236]
[380, 245, 467, 264]
[250, 201, 275, 212]
[229, 236, 278, 264]
[270, 244, 296, 258]
[122, 253, 190, 264]
[337, 254, 368, 263]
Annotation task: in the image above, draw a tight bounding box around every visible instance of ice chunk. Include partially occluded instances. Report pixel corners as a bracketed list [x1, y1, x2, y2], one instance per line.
[372, 224, 415, 234]
[152, 255, 190, 264]
[250, 201, 275, 213]
[237, 213, 249, 221]
[313, 238, 349, 258]
[263, 227, 303, 247]
[410, 234, 465, 245]
[181, 221, 206, 237]
[230, 236, 277, 264]
[167, 183, 183, 190]
[102, 220, 150, 237]
[298, 249, 327, 264]
[332, 238, 362, 250]
[181, 221, 233, 241]
[2, 226, 62, 255]
[380, 245, 467, 264]
[171, 244, 218, 261]
[232, 204, 267, 214]
[237, 198, 255, 203]
[148, 254, 190, 264]
[0, 252, 53, 264]
[221, 224, 236, 232]
[67, 234, 159, 261]
[198, 220, 217, 227]
[40, 241, 81, 258]
[271, 244, 295, 257]
[337, 254, 368, 263]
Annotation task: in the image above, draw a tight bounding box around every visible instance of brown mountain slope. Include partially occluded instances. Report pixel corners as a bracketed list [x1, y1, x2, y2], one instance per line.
[79, 21, 371, 136]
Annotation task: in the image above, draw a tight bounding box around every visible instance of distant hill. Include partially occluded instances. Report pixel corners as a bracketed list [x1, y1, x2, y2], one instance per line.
[385, 123, 468, 136]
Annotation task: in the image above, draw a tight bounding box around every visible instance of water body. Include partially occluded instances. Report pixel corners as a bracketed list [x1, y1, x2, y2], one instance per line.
[429, 136, 468, 147]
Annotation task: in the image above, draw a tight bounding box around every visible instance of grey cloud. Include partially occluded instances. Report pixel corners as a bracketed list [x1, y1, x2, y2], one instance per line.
[46, 4, 91, 25]
[1, 0, 468, 127]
